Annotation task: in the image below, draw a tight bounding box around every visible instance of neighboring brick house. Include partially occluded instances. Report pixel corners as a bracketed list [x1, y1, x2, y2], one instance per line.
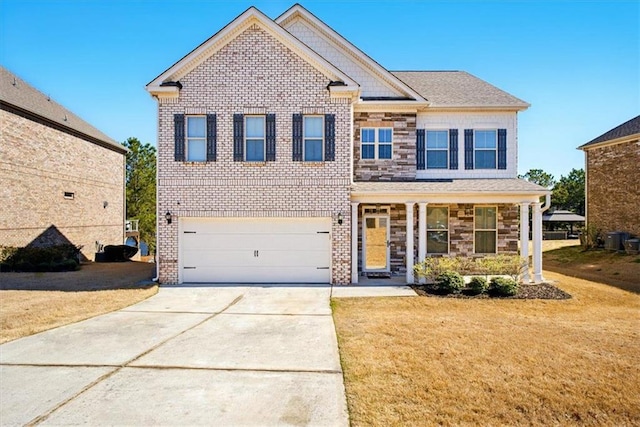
[0, 66, 127, 261]
[578, 115, 640, 238]
[147, 5, 549, 285]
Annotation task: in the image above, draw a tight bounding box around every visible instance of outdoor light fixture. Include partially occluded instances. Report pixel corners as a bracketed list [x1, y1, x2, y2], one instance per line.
[165, 211, 172, 224]
[337, 212, 343, 225]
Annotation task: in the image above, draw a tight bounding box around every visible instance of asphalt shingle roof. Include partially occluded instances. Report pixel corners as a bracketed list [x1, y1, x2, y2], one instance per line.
[352, 179, 548, 194]
[391, 71, 529, 109]
[579, 115, 640, 149]
[0, 66, 124, 153]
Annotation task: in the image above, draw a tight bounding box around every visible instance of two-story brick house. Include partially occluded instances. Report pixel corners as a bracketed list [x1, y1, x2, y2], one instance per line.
[147, 4, 549, 285]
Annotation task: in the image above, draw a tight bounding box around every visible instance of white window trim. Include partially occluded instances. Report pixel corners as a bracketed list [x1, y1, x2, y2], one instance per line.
[186, 115, 206, 162]
[360, 127, 393, 160]
[303, 115, 324, 162]
[245, 115, 266, 162]
[474, 205, 498, 254]
[426, 129, 449, 169]
[426, 206, 449, 254]
[474, 129, 498, 170]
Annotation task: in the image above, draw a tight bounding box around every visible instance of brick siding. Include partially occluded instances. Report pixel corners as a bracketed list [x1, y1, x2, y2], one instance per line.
[586, 140, 640, 237]
[156, 24, 351, 284]
[0, 109, 125, 260]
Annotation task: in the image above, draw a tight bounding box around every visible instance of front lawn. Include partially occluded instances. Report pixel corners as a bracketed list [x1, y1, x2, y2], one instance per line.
[332, 271, 640, 426]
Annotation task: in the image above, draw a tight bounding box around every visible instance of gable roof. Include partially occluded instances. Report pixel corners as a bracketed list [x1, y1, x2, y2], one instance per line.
[392, 71, 530, 110]
[578, 115, 640, 150]
[276, 4, 427, 103]
[146, 6, 359, 98]
[0, 66, 125, 154]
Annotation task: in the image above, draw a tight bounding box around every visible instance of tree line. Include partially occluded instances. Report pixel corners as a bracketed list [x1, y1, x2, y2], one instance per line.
[519, 168, 585, 215]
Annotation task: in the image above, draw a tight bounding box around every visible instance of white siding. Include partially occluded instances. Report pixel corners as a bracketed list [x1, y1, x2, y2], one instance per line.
[416, 111, 518, 179]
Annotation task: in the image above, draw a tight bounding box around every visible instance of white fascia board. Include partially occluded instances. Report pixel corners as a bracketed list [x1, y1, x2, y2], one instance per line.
[275, 5, 427, 103]
[578, 133, 640, 151]
[355, 100, 430, 113]
[146, 6, 358, 95]
[351, 192, 547, 204]
[427, 105, 530, 112]
[146, 85, 180, 98]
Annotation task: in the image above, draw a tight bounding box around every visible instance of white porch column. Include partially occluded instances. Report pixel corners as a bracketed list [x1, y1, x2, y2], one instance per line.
[519, 202, 531, 283]
[405, 202, 415, 284]
[418, 202, 427, 284]
[532, 202, 545, 283]
[351, 202, 359, 284]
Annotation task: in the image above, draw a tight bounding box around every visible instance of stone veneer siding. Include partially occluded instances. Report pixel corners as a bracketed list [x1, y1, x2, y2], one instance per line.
[585, 140, 640, 237]
[357, 203, 519, 276]
[0, 109, 125, 260]
[156, 24, 351, 284]
[353, 112, 416, 181]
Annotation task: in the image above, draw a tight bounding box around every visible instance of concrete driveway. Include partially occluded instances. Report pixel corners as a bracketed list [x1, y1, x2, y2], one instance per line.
[0, 285, 348, 426]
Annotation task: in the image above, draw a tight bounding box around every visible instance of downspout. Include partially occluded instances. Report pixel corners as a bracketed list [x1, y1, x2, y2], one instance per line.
[541, 193, 551, 212]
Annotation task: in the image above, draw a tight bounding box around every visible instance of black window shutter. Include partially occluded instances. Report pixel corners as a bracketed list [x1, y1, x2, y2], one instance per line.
[206, 114, 217, 162]
[324, 114, 335, 161]
[265, 114, 276, 161]
[233, 114, 244, 162]
[416, 129, 425, 170]
[464, 129, 474, 170]
[292, 114, 303, 161]
[497, 128, 507, 169]
[449, 129, 458, 170]
[174, 114, 185, 161]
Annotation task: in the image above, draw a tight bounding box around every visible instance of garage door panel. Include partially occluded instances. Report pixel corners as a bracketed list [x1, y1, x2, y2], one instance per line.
[180, 218, 331, 283]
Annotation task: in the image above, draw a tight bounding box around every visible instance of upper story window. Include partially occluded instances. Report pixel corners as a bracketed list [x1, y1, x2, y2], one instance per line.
[361, 128, 392, 160]
[174, 114, 216, 162]
[426, 130, 448, 169]
[426, 206, 449, 254]
[186, 116, 206, 162]
[292, 113, 335, 162]
[474, 206, 497, 254]
[474, 130, 497, 169]
[245, 116, 265, 162]
[304, 116, 324, 161]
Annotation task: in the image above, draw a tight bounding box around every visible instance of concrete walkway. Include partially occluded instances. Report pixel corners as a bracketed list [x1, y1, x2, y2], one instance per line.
[0, 285, 348, 426]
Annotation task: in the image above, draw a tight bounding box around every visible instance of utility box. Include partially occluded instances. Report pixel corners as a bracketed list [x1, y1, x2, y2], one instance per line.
[624, 238, 639, 255]
[605, 232, 630, 252]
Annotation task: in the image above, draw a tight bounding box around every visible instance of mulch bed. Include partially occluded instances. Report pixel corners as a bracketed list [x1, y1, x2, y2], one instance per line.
[411, 282, 572, 299]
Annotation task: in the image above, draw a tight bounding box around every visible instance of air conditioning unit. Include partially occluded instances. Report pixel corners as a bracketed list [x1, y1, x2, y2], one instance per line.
[625, 239, 639, 255]
[605, 232, 630, 252]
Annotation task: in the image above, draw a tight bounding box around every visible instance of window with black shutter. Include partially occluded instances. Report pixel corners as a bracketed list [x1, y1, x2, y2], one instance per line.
[497, 129, 507, 169]
[292, 114, 303, 161]
[174, 114, 185, 161]
[416, 129, 425, 170]
[464, 129, 474, 170]
[206, 114, 217, 162]
[233, 114, 244, 161]
[265, 114, 276, 161]
[324, 114, 335, 161]
[449, 129, 458, 170]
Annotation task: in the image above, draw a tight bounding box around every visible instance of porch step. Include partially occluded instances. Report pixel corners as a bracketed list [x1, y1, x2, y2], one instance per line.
[366, 272, 392, 279]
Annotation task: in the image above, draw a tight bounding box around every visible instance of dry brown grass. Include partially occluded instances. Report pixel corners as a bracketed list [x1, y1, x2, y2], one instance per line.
[332, 272, 640, 426]
[0, 287, 158, 343]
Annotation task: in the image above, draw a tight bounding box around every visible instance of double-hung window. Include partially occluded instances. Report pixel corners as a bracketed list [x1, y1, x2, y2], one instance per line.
[361, 128, 392, 160]
[426, 206, 449, 254]
[304, 116, 323, 161]
[426, 130, 448, 169]
[475, 206, 497, 253]
[245, 116, 265, 162]
[186, 116, 206, 162]
[474, 130, 497, 169]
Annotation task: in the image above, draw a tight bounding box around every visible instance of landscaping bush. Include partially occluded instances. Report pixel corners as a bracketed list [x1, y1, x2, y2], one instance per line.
[488, 277, 519, 297]
[434, 271, 465, 294]
[466, 276, 488, 295]
[0, 244, 82, 272]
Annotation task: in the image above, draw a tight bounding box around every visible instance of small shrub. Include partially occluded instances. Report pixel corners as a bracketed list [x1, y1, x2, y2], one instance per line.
[488, 277, 519, 297]
[467, 276, 488, 295]
[0, 244, 82, 272]
[434, 271, 465, 294]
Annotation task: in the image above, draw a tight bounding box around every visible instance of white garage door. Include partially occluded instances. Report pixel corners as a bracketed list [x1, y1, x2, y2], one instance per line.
[179, 217, 331, 283]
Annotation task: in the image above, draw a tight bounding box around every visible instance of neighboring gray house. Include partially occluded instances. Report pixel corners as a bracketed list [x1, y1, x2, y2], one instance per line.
[147, 4, 549, 285]
[0, 66, 127, 260]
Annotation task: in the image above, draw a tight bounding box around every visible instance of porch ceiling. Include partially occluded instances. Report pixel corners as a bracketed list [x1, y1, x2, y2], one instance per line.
[351, 178, 549, 204]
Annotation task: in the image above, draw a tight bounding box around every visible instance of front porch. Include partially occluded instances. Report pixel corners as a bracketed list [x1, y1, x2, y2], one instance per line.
[349, 180, 551, 284]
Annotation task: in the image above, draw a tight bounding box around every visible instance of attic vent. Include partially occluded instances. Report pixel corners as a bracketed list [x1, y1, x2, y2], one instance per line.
[64, 192, 75, 200]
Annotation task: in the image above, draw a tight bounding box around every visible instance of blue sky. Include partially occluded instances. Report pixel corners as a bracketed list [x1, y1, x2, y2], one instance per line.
[1, 0, 638, 180]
